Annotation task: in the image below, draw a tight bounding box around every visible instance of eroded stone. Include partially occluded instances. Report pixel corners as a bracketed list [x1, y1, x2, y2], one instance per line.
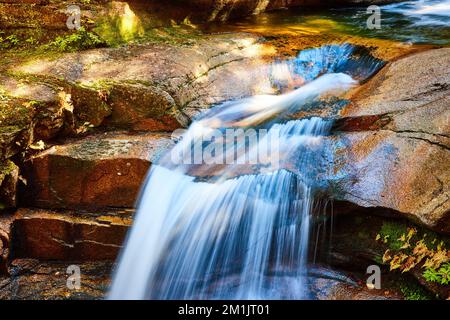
[22, 131, 173, 209]
[12, 208, 132, 260]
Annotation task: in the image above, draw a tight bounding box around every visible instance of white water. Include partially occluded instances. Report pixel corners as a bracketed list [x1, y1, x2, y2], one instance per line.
[105, 32, 377, 301]
[383, 0, 450, 26]
[108, 72, 354, 300]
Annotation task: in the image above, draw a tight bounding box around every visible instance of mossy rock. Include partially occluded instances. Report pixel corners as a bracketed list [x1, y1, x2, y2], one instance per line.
[0, 159, 19, 208]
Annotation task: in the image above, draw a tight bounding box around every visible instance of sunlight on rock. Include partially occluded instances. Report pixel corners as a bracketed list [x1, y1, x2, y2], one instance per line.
[119, 3, 144, 41]
[253, 0, 271, 15]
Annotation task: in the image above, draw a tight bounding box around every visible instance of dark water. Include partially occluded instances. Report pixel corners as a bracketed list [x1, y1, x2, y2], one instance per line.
[203, 0, 450, 45]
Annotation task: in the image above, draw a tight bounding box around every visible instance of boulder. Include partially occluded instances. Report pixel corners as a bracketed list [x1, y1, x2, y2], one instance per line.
[0, 97, 35, 161]
[22, 131, 173, 209]
[11, 208, 132, 260]
[0, 75, 113, 160]
[331, 48, 450, 233]
[12, 33, 280, 126]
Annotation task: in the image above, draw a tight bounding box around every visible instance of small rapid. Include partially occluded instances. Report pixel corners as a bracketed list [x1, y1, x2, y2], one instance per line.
[109, 44, 383, 300]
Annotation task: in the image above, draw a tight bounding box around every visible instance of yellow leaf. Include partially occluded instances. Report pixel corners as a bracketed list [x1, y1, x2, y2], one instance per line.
[375, 234, 381, 241]
[400, 242, 411, 250]
[383, 250, 392, 263]
[29, 140, 45, 150]
[423, 249, 449, 269]
[406, 228, 417, 242]
[413, 240, 430, 264]
[401, 256, 417, 273]
[390, 254, 408, 271]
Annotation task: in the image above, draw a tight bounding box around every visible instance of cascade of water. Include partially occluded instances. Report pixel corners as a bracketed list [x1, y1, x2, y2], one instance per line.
[110, 116, 332, 299]
[109, 44, 380, 300]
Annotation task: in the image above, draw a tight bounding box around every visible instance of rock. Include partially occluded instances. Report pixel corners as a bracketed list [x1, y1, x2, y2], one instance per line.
[104, 82, 183, 131]
[0, 75, 113, 159]
[311, 267, 404, 300]
[0, 259, 112, 300]
[0, 76, 64, 141]
[11, 208, 132, 261]
[0, 2, 66, 30]
[331, 48, 450, 233]
[317, 214, 450, 299]
[61, 84, 112, 133]
[0, 97, 35, 160]
[12, 34, 280, 125]
[22, 131, 173, 209]
[0, 214, 13, 274]
[0, 160, 19, 208]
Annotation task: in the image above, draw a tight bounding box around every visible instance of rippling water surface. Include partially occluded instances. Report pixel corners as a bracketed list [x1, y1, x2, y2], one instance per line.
[204, 0, 450, 45]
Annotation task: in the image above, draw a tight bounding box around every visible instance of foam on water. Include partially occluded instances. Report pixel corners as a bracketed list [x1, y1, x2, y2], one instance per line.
[109, 119, 329, 299]
[383, 0, 450, 26]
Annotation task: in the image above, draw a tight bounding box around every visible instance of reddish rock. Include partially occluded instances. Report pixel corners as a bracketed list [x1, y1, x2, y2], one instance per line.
[104, 83, 182, 131]
[22, 131, 173, 209]
[12, 208, 132, 261]
[332, 48, 450, 233]
[0, 96, 35, 160]
[0, 75, 113, 163]
[13, 34, 279, 124]
[0, 3, 67, 29]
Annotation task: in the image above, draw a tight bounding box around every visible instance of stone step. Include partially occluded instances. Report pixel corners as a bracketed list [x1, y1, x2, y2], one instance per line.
[11, 208, 132, 261]
[22, 131, 173, 209]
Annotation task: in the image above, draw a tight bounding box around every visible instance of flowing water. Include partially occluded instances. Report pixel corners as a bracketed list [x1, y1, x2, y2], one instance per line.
[108, 44, 382, 300]
[204, 0, 450, 45]
[109, 1, 449, 300]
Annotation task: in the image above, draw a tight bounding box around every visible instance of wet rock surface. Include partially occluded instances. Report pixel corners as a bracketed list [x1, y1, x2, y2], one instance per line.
[173, 0, 404, 21]
[331, 48, 450, 233]
[0, 214, 13, 274]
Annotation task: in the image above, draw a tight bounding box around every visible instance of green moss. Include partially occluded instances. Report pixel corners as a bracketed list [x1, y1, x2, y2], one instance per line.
[379, 221, 409, 251]
[94, 16, 200, 47]
[0, 33, 20, 49]
[0, 159, 18, 177]
[45, 27, 106, 52]
[423, 263, 450, 285]
[399, 281, 433, 300]
[373, 254, 383, 265]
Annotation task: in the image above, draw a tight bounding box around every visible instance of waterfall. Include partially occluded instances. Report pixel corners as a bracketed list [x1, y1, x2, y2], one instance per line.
[109, 44, 381, 300]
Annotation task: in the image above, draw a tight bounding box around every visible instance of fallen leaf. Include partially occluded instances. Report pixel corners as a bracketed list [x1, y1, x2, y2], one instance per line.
[383, 250, 392, 263]
[401, 256, 417, 273]
[29, 140, 45, 150]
